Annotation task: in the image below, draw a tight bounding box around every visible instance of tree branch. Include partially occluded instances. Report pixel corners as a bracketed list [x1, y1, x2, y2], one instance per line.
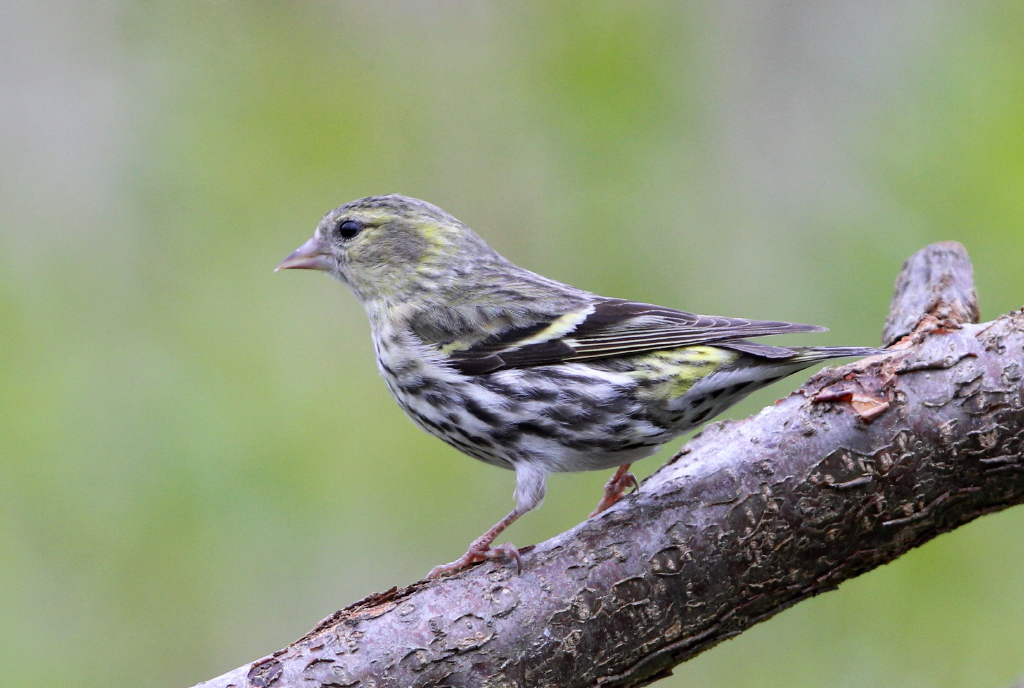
[883, 240, 980, 346]
[194, 243, 1024, 688]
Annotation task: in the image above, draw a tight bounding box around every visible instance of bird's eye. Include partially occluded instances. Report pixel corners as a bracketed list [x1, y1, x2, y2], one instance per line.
[338, 220, 362, 240]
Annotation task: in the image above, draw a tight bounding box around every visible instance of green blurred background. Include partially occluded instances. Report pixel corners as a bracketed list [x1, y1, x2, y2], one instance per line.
[2, 2, 1024, 686]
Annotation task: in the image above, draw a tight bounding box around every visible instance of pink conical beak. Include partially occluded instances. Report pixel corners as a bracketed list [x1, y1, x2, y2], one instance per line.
[276, 236, 333, 272]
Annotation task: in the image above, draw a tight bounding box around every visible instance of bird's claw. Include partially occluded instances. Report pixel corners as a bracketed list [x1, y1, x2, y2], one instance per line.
[491, 543, 522, 575]
[427, 541, 521, 579]
[620, 472, 640, 493]
[589, 467, 639, 517]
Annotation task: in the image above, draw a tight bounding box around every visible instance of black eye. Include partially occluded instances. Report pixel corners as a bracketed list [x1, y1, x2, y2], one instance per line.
[338, 220, 362, 240]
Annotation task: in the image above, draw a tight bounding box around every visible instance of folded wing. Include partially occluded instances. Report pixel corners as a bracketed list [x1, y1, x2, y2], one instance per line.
[445, 298, 825, 375]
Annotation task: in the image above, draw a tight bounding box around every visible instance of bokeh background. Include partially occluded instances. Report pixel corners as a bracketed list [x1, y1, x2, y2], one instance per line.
[2, 2, 1024, 686]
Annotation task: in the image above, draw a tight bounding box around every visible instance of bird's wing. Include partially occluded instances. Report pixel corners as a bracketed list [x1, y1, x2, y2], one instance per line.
[443, 298, 825, 375]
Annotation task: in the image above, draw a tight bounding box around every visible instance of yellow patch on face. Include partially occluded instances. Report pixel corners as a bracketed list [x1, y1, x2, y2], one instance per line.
[353, 209, 392, 224]
[417, 221, 446, 242]
[412, 220, 461, 277]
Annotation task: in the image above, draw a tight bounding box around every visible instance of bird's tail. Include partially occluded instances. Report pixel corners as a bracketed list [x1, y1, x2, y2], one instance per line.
[719, 339, 888, 362]
[789, 346, 889, 363]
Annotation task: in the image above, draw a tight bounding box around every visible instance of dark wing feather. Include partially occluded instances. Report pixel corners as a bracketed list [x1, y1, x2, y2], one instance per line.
[446, 298, 824, 375]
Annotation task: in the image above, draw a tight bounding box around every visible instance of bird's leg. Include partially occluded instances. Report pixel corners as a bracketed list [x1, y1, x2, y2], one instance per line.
[426, 507, 525, 578]
[589, 463, 638, 517]
[427, 463, 547, 579]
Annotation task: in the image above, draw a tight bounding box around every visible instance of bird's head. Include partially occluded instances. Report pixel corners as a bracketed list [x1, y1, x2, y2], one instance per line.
[277, 194, 500, 306]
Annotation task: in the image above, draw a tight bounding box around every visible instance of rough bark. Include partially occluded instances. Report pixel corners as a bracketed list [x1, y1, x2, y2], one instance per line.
[194, 243, 1024, 688]
[883, 240, 980, 346]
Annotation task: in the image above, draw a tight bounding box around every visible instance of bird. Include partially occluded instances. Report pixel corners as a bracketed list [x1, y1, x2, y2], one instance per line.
[277, 194, 883, 578]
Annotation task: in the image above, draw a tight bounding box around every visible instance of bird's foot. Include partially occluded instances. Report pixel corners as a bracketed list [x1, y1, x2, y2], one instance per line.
[427, 541, 521, 579]
[589, 464, 639, 517]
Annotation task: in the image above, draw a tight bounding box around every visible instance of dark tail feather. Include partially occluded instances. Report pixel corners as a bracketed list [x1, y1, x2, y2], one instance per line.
[792, 346, 889, 362]
[719, 340, 888, 361]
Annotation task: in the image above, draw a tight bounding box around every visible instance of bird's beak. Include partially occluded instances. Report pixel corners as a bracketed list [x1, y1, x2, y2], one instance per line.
[276, 236, 333, 272]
